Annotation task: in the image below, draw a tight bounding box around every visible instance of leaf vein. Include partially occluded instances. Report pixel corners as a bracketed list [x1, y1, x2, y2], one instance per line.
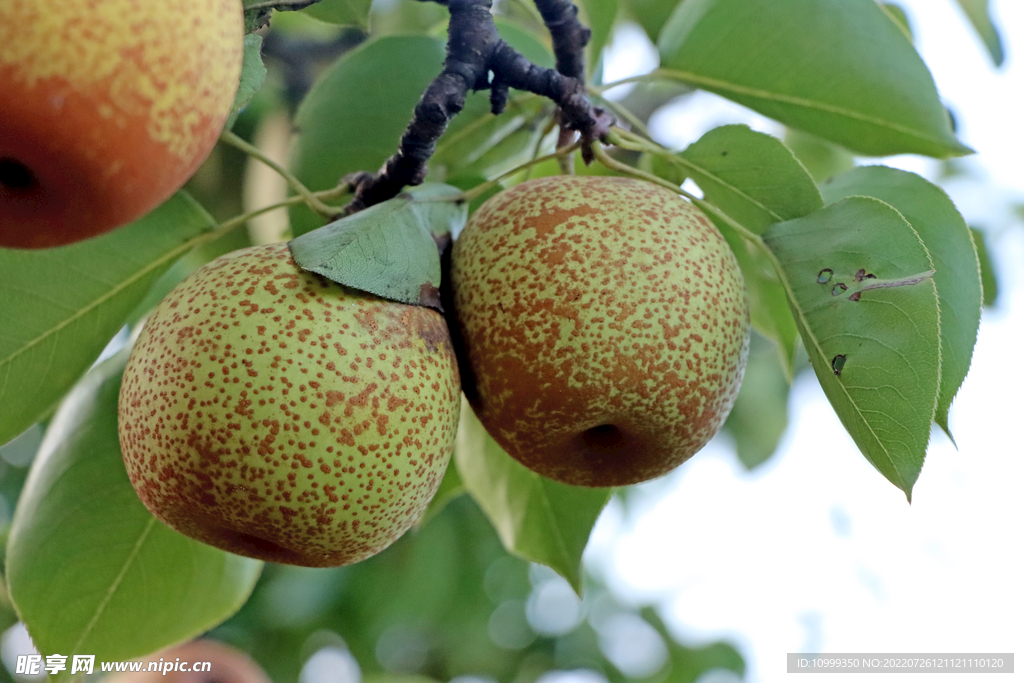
[0, 244, 193, 373]
[659, 68, 954, 150]
[70, 516, 158, 655]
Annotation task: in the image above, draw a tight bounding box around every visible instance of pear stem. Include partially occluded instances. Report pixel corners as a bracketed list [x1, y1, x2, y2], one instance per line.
[590, 73, 662, 91]
[524, 112, 563, 181]
[178, 185, 353, 258]
[216, 186, 351, 237]
[219, 130, 344, 221]
[587, 90, 655, 141]
[594, 133, 765, 246]
[459, 140, 582, 203]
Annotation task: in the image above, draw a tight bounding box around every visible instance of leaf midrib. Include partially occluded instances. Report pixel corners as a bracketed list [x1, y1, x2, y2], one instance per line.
[759, 236, 910, 490]
[70, 517, 157, 656]
[671, 156, 786, 227]
[658, 68, 960, 152]
[0, 241, 195, 389]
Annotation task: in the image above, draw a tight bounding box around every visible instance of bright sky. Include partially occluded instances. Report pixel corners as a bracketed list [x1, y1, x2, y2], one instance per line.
[588, 1, 1024, 682]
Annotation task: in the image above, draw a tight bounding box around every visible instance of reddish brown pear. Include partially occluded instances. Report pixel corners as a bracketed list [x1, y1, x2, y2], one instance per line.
[119, 243, 461, 566]
[450, 175, 749, 487]
[0, 0, 243, 249]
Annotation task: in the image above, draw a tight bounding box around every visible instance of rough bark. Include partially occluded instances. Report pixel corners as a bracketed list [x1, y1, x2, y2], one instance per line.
[342, 0, 612, 215]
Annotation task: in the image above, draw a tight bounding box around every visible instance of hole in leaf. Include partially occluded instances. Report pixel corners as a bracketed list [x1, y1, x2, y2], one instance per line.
[831, 283, 847, 296]
[831, 354, 847, 376]
[817, 268, 833, 284]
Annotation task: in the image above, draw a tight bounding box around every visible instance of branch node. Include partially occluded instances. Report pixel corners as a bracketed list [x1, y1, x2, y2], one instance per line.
[340, 0, 613, 215]
[490, 79, 510, 115]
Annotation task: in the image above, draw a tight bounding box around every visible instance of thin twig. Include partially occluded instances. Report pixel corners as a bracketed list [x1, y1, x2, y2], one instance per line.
[589, 91, 655, 141]
[216, 186, 352, 238]
[220, 130, 343, 220]
[460, 139, 582, 203]
[591, 138, 763, 246]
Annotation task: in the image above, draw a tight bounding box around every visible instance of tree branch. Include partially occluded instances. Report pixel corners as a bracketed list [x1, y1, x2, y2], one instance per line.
[341, 0, 612, 215]
[533, 0, 590, 82]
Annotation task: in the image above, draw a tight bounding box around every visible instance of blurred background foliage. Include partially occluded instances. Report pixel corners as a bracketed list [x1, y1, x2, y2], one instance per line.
[208, 496, 743, 683]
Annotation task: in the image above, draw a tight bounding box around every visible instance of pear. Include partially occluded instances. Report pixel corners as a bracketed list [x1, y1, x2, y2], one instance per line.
[119, 243, 460, 566]
[0, 0, 243, 248]
[450, 175, 749, 487]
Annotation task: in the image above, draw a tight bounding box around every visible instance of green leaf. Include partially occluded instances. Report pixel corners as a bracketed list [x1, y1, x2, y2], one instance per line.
[783, 129, 856, 184]
[578, 0, 617, 74]
[433, 95, 548, 175]
[454, 402, 611, 594]
[457, 124, 550, 181]
[954, 0, 1005, 66]
[723, 333, 792, 470]
[0, 193, 214, 447]
[626, 0, 682, 45]
[677, 125, 824, 234]
[763, 197, 941, 498]
[643, 607, 746, 683]
[303, 0, 373, 29]
[226, 34, 268, 130]
[657, 0, 971, 158]
[5, 352, 262, 674]
[495, 16, 555, 70]
[971, 227, 998, 307]
[289, 36, 446, 237]
[363, 674, 441, 683]
[820, 166, 981, 441]
[880, 3, 912, 38]
[668, 124, 824, 373]
[288, 183, 466, 309]
[125, 223, 253, 328]
[722, 232, 800, 377]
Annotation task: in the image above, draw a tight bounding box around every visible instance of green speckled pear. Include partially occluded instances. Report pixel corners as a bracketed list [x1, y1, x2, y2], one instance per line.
[450, 175, 749, 487]
[118, 243, 461, 567]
